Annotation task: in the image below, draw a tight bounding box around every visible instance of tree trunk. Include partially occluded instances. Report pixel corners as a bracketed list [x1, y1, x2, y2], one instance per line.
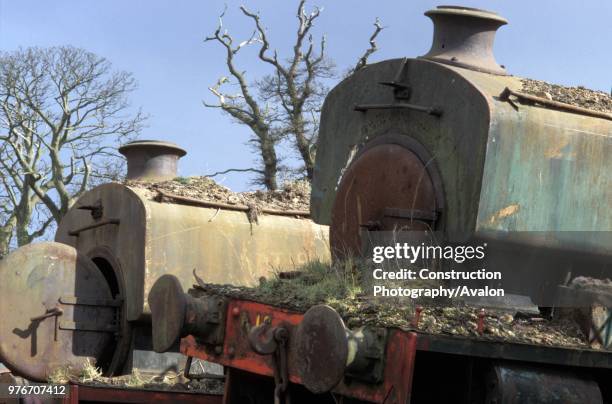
[260, 137, 279, 190]
[295, 132, 315, 180]
[0, 220, 15, 258]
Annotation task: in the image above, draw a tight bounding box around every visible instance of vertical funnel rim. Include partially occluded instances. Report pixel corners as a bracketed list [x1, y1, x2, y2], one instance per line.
[425, 5, 508, 25]
[118, 140, 187, 157]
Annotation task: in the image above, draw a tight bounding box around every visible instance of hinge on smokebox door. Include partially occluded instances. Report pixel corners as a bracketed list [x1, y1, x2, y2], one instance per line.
[380, 57, 412, 100]
[354, 58, 444, 117]
[57, 295, 121, 333]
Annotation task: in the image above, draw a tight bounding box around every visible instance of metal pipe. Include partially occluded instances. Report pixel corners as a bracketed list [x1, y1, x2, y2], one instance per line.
[156, 190, 311, 217]
[119, 140, 187, 181]
[500, 87, 612, 121]
[68, 218, 120, 236]
[354, 103, 443, 117]
[421, 6, 509, 75]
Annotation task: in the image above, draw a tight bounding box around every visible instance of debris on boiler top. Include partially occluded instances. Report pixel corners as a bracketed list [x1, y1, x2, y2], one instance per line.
[119, 140, 187, 181]
[421, 5, 508, 75]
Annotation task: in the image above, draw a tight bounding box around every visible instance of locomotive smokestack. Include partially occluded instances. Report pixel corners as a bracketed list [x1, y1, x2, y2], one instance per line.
[421, 5, 508, 75]
[119, 140, 187, 181]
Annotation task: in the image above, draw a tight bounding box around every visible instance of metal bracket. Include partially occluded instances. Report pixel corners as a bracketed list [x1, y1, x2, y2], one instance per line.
[354, 103, 443, 117]
[59, 321, 118, 333]
[68, 218, 120, 236]
[59, 296, 122, 307]
[378, 57, 412, 100]
[248, 322, 286, 355]
[383, 207, 439, 223]
[77, 200, 104, 220]
[379, 81, 412, 100]
[499, 87, 612, 121]
[247, 324, 290, 403]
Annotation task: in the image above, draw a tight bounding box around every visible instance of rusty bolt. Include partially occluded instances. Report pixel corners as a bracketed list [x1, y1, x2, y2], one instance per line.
[411, 306, 423, 328]
[228, 346, 236, 358]
[214, 345, 223, 355]
[231, 307, 240, 318]
[477, 309, 486, 335]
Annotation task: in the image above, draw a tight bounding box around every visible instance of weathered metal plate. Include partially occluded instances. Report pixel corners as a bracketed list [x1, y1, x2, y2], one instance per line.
[148, 274, 187, 353]
[486, 363, 602, 404]
[295, 305, 348, 393]
[330, 143, 436, 258]
[55, 183, 330, 323]
[0, 242, 117, 381]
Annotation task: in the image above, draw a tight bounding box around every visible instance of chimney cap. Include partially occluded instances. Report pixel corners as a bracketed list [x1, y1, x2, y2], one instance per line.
[421, 5, 509, 75]
[118, 139, 187, 181]
[118, 140, 187, 157]
[425, 6, 508, 25]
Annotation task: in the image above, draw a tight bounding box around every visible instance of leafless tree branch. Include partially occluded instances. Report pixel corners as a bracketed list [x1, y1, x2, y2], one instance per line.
[0, 46, 144, 253]
[352, 18, 384, 73]
[206, 167, 264, 177]
[204, 3, 385, 185]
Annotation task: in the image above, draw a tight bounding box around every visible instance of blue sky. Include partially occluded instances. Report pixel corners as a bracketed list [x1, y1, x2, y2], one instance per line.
[1, 0, 610, 191]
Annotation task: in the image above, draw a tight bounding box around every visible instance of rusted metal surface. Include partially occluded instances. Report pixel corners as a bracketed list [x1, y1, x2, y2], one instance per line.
[180, 299, 418, 403]
[174, 297, 609, 401]
[421, 6, 508, 75]
[312, 58, 491, 238]
[148, 274, 188, 353]
[148, 275, 226, 353]
[312, 14, 611, 304]
[475, 84, 612, 238]
[0, 242, 119, 381]
[415, 333, 612, 369]
[295, 305, 348, 393]
[485, 363, 603, 404]
[118, 140, 187, 181]
[56, 183, 330, 323]
[63, 383, 222, 403]
[330, 142, 438, 258]
[157, 190, 311, 217]
[500, 87, 612, 121]
[56, 183, 147, 322]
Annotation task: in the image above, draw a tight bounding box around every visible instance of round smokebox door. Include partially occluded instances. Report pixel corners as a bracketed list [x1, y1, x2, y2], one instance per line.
[0, 242, 119, 381]
[330, 143, 438, 259]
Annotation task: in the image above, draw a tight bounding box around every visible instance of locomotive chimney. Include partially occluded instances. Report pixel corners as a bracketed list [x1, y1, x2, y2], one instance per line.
[119, 140, 187, 181]
[421, 5, 508, 75]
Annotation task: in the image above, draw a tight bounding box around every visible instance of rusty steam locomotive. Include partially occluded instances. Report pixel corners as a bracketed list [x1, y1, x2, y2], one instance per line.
[0, 140, 330, 381]
[146, 5, 611, 404]
[1, 4, 611, 404]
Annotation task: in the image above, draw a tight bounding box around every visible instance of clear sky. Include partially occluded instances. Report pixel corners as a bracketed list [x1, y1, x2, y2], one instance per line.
[1, 0, 610, 191]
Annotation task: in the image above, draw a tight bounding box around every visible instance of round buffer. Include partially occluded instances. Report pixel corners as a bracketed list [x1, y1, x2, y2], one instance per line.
[295, 305, 349, 393]
[148, 274, 187, 353]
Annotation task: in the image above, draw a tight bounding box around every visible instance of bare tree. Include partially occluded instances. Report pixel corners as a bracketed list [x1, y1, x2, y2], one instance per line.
[0, 46, 145, 256]
[205, 1, 383, 188]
